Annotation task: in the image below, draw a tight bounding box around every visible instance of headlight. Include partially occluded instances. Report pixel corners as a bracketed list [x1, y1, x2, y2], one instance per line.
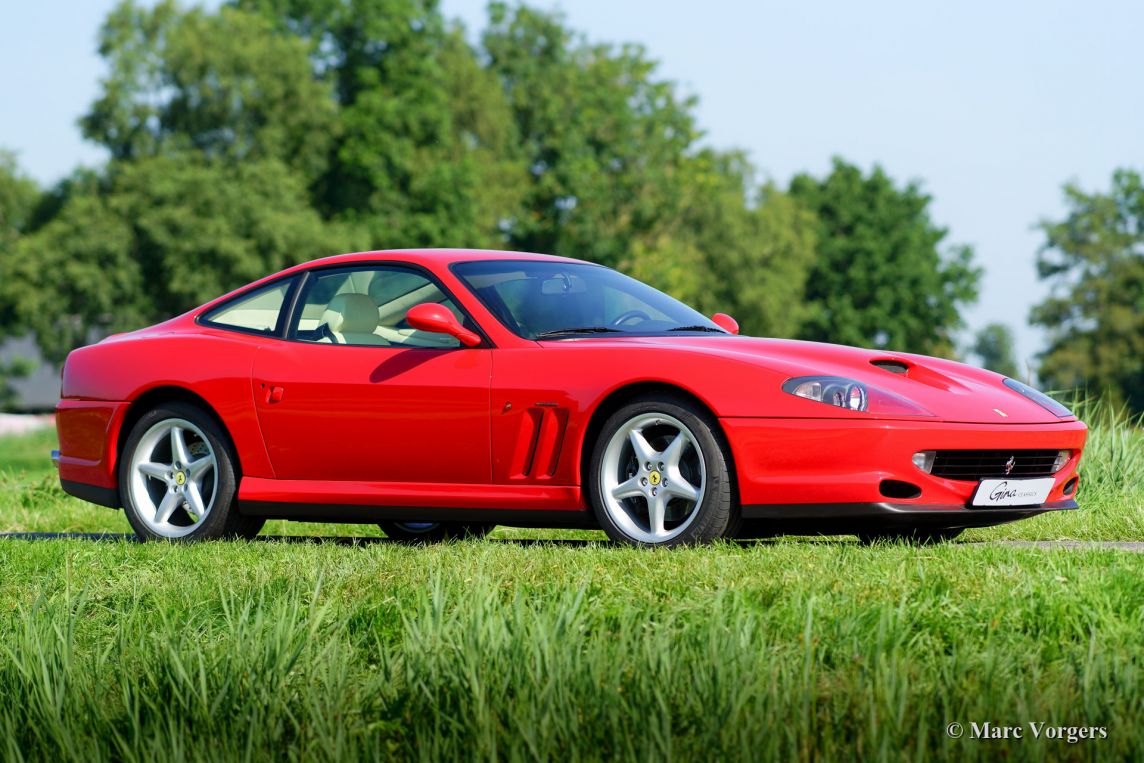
[1003, 378, 1073, 418]
[783, 377, 868, 411]
[783, 376, 934, 416]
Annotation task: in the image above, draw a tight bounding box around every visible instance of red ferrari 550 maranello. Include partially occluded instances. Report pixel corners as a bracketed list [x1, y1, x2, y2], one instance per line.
[54, 249, 1087, 546]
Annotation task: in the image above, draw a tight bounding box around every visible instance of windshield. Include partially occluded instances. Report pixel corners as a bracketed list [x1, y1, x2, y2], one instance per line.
[452, 260, 726, 340]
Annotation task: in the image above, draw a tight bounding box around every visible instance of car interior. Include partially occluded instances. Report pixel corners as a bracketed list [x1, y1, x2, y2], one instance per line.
[295, 268, 468, 347]
[204, 268, 471, 348]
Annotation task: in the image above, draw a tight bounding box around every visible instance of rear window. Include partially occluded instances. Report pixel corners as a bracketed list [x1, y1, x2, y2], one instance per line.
[200, 279, 293, 336]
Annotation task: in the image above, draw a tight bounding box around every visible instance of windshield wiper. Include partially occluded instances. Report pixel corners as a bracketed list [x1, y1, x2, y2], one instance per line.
[535, 326, 623, 339]
[666, 325, 727, 333]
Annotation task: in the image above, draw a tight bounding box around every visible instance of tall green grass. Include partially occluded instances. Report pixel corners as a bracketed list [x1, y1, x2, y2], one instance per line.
[0, 400, 1142, 760]
[1068, 397, 1144, 496]
[1, 542, 1143, 761]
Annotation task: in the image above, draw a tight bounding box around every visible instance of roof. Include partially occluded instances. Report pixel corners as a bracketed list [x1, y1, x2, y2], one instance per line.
[302, 248, 586, 269]
[189, 248, 595, 319]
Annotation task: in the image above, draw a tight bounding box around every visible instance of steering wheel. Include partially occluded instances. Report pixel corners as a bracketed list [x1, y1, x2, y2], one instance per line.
[610, 309, 651, 328]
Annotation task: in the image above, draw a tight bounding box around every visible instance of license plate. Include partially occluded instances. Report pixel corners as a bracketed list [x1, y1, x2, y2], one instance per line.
[971, 478, 1055, 507]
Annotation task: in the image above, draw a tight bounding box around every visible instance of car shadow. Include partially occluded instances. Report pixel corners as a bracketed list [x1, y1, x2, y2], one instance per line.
[0, 532, 850, 548]
[3, 533, 1140, 551]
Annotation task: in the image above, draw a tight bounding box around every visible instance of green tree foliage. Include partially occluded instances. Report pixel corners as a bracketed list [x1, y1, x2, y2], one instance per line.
[625, 151, 817, 337]
[0, 150, 40, 330]
[233, 0, 525, 246]
[972, 323, 1020, 379]
[83, 1, 339, 183]
[7, 157, 329, 363]
[0, 151, 39, 250]
[789, 158, 980, 355]
[482, 2, 700, 268]
[0, 151, 40, 403]
[1032, 169, 1144, 410]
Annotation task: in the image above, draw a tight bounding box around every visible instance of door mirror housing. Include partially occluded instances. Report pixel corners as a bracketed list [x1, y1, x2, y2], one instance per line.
[711, 313, 739, 335]
[405, 303, 482, 347]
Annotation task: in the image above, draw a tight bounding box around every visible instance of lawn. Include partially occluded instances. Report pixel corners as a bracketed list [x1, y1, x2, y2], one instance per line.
[1, 406, 1142, 761]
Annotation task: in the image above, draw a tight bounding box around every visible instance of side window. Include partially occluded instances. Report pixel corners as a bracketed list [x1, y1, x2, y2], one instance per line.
[200, 280, 291, 336]
[292, 266, 468, 348]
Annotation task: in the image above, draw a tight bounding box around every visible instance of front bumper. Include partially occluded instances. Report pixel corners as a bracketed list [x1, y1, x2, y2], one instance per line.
[742, 499, 1077, 531]
[721, 417, 1087, 510]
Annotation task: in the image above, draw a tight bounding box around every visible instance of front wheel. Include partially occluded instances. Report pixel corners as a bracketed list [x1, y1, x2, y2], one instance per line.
[378, 521, 494, 544]
[587, 394, 737, 547]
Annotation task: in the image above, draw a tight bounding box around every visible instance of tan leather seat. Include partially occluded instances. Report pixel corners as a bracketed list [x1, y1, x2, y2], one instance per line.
[320, 293, 386, 345]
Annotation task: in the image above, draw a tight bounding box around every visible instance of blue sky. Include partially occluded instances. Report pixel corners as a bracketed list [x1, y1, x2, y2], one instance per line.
[1, 1, 1139, 367]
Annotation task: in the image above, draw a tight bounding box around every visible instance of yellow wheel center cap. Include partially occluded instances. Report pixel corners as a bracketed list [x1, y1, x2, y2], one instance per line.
[648, 470, 661, 486]
[174, 471, 186, 486]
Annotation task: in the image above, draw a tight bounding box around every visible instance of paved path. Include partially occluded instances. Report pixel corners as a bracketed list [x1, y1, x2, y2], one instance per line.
[971, 540, 1144, 552]
[0, 413, 53, 436]
[1, 533, 1142, 551]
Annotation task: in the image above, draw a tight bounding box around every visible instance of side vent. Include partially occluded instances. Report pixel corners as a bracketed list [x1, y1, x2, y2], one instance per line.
[511, 406, 569, 479]
[871, 359, 909, 375]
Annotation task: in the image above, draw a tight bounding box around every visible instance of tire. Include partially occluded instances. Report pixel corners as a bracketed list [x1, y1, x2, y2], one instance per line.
[587, 393, 737, 547]
[118, 402, 264, 542]
[857, 527, 964, 545]
[378, 521, 494, 544]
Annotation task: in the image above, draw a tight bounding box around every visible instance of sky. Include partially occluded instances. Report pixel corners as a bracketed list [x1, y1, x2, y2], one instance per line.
[1, 1, 1140, 367]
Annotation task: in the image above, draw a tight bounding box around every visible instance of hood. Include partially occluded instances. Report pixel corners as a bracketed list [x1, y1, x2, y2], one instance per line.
[586, 335, 1072, 425]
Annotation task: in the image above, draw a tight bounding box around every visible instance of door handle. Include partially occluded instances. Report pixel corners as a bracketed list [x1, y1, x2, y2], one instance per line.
[265, 385, 285, 404]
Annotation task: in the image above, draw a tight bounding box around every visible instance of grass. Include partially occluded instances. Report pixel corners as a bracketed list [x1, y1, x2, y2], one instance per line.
[0, 401, 1142, 761]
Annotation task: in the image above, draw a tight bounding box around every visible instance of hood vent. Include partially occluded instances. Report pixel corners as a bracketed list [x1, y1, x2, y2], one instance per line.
[871, 359, 909, 375]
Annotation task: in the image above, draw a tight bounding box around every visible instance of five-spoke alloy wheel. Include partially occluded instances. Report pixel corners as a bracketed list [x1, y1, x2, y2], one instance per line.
[589, 394, 737, 547]
[119, 402, 263, 541]
[128, 418, 217, 537]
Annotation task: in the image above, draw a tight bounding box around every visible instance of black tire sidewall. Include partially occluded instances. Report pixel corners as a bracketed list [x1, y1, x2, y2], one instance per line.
[118, 402, 241, 542]
[588, 394, 737, 547]
[377, 522, 495, 543]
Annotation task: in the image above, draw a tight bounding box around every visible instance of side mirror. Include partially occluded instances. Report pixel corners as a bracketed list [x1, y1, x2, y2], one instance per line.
[405, 303, 482, 347]
[711, 313, 739, 335]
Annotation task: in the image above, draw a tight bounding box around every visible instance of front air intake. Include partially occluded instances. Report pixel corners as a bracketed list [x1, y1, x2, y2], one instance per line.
[871, 359, 909, 374]
[879, 479, 922, 499]
[930, 450, 1060, 481]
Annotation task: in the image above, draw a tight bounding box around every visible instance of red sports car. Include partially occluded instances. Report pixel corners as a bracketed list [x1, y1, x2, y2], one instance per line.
[54, 249, 1087, 546]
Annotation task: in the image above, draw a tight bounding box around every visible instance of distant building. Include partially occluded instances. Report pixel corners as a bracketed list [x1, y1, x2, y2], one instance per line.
[2, 335, 60, 411]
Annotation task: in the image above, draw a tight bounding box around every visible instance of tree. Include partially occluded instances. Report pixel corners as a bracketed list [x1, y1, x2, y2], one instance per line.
[83, 1, 339, 185]
[788, 158, 980, 356]
[1031, 169, 1144, 410]
[624, 151, 817, 337]
[482, 2, 701, 268]
[5, 157, 331, 363]
[972, 323, 1020, 379]
[0, 151, 40, 405]
[0, 151, 38, 247]
[233, 0, 525, 247]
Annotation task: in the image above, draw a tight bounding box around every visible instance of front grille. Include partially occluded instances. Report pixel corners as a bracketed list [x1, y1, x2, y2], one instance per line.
[930, 449, 1060, 481]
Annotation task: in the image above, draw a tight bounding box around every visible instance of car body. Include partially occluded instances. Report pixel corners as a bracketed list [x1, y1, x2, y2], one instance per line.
[55, 248, 1087, 545]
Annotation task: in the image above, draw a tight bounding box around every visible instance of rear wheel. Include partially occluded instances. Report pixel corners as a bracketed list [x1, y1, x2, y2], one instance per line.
[378, 521, 494, 544]
[119, 402, 264, 542]
[857, 528, 964, 545]
[588, 394, 737, 547]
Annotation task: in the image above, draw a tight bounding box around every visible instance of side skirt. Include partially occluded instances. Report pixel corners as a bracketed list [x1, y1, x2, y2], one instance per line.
[238, 501, 600, 529]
